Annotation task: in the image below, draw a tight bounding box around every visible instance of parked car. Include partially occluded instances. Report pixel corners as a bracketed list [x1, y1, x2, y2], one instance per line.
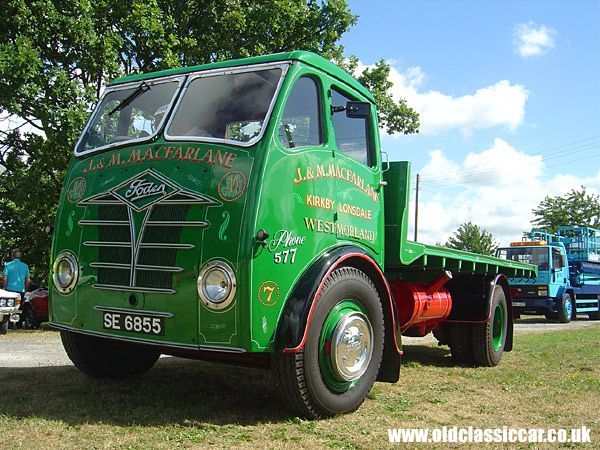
[19, 288, 48, 329]
[0, 288, 21, 334]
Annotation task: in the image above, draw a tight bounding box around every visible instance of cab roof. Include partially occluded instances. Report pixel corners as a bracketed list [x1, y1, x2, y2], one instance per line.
[110, 51, 375, 103]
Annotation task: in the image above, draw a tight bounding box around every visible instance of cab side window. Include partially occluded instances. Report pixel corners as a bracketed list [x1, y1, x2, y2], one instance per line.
[331, 88, 371, 166]
[278, 77, 321, 149]
[552, 248, 564, 270]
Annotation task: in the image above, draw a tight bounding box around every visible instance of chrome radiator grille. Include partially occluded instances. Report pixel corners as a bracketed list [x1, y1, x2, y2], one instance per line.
[77, 169, 219, 294]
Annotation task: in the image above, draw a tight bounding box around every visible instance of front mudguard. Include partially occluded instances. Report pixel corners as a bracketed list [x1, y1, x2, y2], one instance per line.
[274, 246, 401, 382]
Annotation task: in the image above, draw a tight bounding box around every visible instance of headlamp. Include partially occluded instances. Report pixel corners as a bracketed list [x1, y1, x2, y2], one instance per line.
[197, 261, 237, 310]
[53, 251, 79, 293]
[0, 298, 16, 308]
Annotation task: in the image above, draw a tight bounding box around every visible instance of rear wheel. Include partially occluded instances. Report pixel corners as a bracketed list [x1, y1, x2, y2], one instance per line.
[61, 330, 160, 378]
[557, 293, 574, 323]
[272, 267, 384, 419]
[472, 288, 508, 367]
[448, 323, 474, 364]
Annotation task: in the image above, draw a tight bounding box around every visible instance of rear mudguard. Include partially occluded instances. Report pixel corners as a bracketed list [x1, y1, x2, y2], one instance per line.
[274, 246, 401, 382]
[444, 273, 514, 352]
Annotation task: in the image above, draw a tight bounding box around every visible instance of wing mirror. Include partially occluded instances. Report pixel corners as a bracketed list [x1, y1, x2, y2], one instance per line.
[345, 101, 371, 118]
[330, 101, 371, 118]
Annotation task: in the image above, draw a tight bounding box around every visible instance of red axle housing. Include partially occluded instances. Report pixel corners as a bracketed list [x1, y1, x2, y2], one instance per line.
[390, 272, 453, 337]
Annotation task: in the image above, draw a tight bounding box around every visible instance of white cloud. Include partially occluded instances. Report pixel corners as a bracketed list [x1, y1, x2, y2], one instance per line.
[420, 138, 543, 187]
[408, 139, 599, 246]
[513, 22, 557, 58]
[385, 65, 529, 135]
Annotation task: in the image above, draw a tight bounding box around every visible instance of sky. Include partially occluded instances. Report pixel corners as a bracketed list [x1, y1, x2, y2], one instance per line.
[340, 0, 600, 246]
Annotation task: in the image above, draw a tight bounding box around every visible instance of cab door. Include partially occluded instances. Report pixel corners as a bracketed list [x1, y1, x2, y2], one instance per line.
[552, 247, 568, 285]
[251, 73, 337, 351]
[328, 86, 383, 256]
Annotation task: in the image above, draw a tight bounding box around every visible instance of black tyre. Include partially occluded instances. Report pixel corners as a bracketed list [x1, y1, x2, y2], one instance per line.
[23, 307, 39, 330]
[557, 293, 574, 323]
[272, 267, 384, 419]
[448, 323, 474, 364]
[472, 288, 508, 367]
[61, 330, 160, 378]
[14, 312, 23, 329]
[588, 309, 600, 320]
[0, 317, 8, 335]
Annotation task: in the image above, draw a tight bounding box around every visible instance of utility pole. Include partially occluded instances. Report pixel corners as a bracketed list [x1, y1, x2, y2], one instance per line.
[414, 173, 420, 241]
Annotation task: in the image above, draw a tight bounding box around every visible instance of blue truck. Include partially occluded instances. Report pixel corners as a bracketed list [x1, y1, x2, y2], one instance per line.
[496, 226, 600, 323]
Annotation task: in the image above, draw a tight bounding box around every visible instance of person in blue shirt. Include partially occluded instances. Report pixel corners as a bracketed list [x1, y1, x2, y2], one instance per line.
[3, 249, 30, 298]
[1, 249, 30, 333]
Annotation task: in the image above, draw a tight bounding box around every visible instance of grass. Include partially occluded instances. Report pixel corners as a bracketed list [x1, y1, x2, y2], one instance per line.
[1, 325, 599, 449]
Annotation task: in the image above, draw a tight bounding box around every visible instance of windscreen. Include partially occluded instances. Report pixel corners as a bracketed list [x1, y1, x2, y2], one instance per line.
[497, 247, 550, 271]
[166, 67, 283, 144]
[75, 77, 182, 155]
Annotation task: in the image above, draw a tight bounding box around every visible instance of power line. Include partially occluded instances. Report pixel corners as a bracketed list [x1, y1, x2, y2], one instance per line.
[540, 142, 598, 162]
[416, 136, 599, 185]
[417, 136, 598, 182]
[528, 135, 599, 156]
[419, 144, 598, 183]
[416, 152, 599, 190]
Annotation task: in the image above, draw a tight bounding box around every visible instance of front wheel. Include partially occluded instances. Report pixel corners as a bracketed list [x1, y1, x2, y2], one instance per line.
[472, 287, 508, 367]
[273, 267, 384, 419]
[23, 307, 39, 329]
[557, 293, 574, 323]
[61, 330, 160, 378]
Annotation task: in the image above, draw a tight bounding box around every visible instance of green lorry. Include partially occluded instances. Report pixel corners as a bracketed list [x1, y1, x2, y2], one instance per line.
[49, 51, 535, 418]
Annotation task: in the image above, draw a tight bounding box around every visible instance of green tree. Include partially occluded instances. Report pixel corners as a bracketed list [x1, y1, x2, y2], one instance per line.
[0, 0, 419, 280]
[339, 55, 420, 134]
[445, 221, 499, 256]
[531, 187, 600, 233]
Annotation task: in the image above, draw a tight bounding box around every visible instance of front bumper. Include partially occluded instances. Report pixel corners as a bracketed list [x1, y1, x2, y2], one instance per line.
[512, 297, 554, 314]
[0, 306, 22, 322]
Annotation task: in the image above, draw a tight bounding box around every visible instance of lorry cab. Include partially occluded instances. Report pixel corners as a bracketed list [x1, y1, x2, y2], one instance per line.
[497, 236, 570, 317]
[497, 227, 600, 323]
[50, 51, 384, 354]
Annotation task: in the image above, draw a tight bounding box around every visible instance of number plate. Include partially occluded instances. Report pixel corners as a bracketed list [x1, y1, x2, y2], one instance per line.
[103, 311, 165, 336]
[512, 301, 526, 307]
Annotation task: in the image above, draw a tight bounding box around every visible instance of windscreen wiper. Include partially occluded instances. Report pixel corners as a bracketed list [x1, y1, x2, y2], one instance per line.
[109, 82, 150, 116]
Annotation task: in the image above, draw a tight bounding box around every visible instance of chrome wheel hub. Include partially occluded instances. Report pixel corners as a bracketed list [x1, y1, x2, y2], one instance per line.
[331, 311, 373, 381]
